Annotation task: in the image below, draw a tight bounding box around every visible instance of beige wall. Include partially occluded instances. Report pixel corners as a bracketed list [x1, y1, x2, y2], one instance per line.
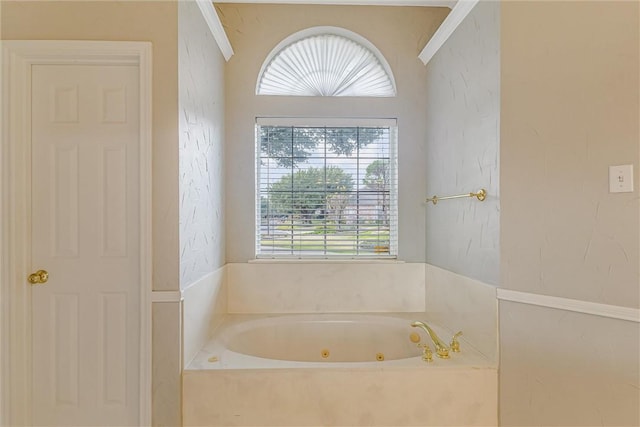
[2, 0, 180, 292]
[499, 1, 639, 425]
[500, 301, 639, 426]
[501, 0, 638, 307]
[218, 3, 448, 262]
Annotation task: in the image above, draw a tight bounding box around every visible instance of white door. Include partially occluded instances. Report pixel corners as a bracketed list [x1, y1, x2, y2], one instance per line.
[30, 64, 140, 426]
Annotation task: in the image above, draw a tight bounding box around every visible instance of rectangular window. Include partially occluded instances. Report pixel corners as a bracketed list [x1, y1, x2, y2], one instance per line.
[256, 118, 398, 259]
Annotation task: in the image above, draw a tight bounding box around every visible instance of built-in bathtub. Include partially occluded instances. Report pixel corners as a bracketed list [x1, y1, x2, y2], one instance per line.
[183, 313, 498, 426]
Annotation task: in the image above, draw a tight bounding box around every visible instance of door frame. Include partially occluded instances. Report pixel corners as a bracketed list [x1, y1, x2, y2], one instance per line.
[0, 40, 152, 427]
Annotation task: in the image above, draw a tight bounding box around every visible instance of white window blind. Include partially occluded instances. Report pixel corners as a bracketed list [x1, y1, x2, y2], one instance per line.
[256, 119, 398, 259]
[257, 32, 396, 97]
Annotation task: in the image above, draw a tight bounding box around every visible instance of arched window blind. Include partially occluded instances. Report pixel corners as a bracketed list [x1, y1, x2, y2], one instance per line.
[257, 28, 396, 97]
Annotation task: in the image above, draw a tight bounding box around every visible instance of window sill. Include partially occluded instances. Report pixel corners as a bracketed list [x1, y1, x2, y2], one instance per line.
[249, 258, 404, 264]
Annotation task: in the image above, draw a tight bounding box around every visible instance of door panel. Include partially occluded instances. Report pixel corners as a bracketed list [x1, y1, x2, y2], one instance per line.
[30, 64, 140, 426]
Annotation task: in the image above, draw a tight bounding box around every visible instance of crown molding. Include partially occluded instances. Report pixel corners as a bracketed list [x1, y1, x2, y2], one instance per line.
[418, 0, 479, 65]
[213, 0, 455, 7]
[196, 0, 234, 61]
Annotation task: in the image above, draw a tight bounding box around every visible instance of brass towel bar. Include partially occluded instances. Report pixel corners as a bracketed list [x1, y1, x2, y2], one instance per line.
[426, 189, 487, 205]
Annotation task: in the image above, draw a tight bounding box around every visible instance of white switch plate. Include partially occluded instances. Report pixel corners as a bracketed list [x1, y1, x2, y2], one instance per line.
[609, 164, 634, 193]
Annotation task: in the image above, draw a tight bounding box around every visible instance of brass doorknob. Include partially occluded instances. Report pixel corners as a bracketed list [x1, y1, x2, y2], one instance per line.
[28, 269, 48, 285]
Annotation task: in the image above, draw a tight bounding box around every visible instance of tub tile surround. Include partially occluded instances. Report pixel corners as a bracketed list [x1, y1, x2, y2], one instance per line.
[179, 262, 502, 369]
[182, 266, 227, 366]
[183, 262, 498, 426]
[183, 368, 498, 426]
[189, 262, 500, 363]
[425, 264, 498, 362]
[227, 262, 426, 313]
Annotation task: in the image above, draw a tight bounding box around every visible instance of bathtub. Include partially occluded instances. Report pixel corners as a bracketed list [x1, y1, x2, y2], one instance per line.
[188, 313, 488, 369]
[183, 313, 498, 426]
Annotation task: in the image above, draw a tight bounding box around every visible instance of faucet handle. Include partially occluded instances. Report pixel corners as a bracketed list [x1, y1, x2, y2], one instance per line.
[450, 331, 463, 353]
[417, 343, 433, 363]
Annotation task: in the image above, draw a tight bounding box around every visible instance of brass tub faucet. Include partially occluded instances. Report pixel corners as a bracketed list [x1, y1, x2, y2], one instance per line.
[411, 321, 451, 359]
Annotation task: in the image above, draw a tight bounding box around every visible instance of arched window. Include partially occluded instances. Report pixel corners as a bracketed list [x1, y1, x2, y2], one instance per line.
[256, 27, 396, 97]
[255, 27, 398, 259]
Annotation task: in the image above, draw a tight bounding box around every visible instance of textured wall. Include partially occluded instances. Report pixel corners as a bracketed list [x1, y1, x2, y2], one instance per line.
[179, 1, 226, 288]
[219, 3, 449, 262]
[499, 1, 639, 425]
[424, 0, 500, 285]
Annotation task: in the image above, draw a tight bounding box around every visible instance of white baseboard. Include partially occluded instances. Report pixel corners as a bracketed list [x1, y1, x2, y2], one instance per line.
[151, 290, 183, 303]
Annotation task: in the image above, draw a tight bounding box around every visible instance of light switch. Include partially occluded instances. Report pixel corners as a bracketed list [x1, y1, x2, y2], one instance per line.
[609, 164, 634, 193]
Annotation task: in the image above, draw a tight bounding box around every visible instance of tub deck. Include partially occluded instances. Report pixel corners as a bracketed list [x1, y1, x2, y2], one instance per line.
[183, 313, 498, 426]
